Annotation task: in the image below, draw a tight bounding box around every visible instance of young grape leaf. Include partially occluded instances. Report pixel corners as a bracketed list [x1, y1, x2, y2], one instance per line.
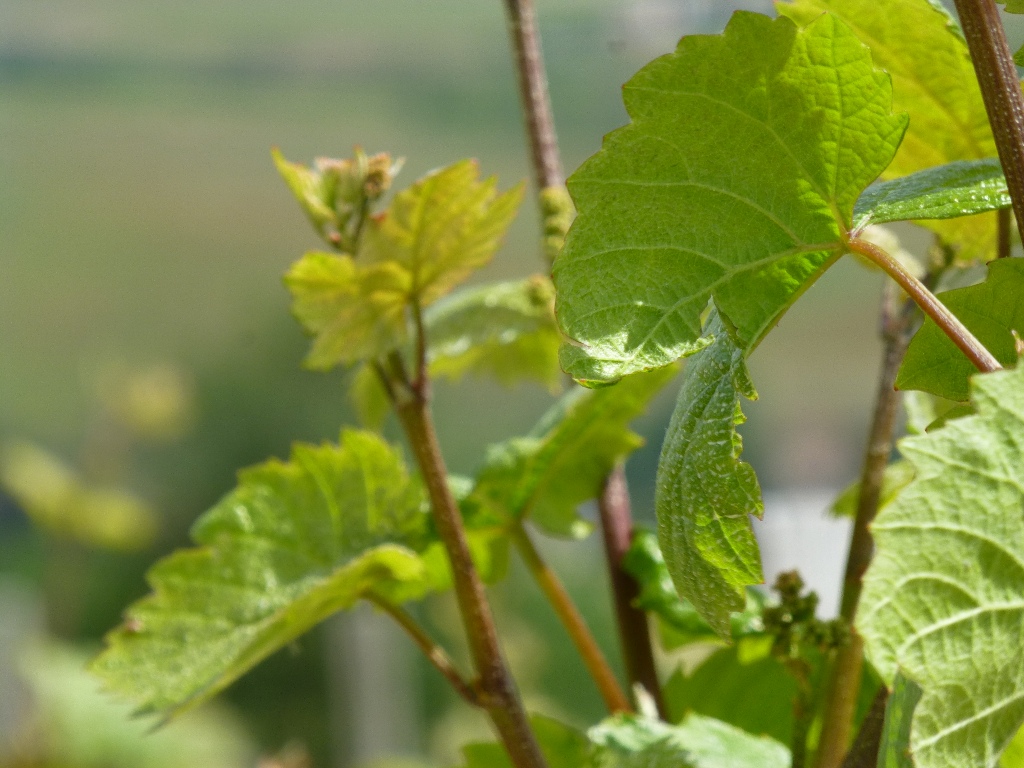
[878, 671, 923, 768]
[553, 11, 906, 383]
[1000, 1, 1024, 13]
[470, 367, 676, 538]
[92, 430, 444, 717]
[362, 159, 524, 308]
[622, 528, 764, 647]
[285, 251, 410, 370]
[424, 276, 562, 391]
[854, 158, 1009, 228]
[663, 642, 797, 746]
[897, 258, 1024, 401]
[271, 147, 337, 237]
[829, 459, 915, 518]
[778, 0, 1000, 259]
[858, 363, 1024, 768]
[656, 312, 764, 637]
[589, 713, 791, 768]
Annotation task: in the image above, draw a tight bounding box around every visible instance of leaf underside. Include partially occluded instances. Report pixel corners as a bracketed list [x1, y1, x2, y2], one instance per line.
[859, 363, 1024, 768]
[779, 0, 1000, 259]
[92, 430, 439, 717]
[553, 10, 905, 383]
[897, 258, 1024, 402]
[655, 312, 764, 637]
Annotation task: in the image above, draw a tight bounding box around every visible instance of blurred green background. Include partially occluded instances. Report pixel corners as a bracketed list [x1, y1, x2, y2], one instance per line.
[0, 0, 983, 766]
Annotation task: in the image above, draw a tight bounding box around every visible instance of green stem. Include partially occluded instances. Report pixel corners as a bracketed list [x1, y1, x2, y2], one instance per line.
[952, 0, 1024, 247]
[366, 593, 480, 706]
[813, 286, 915, 768]
[395, 396, 546, 768]
[596, 465, 667, 718]
[511, 523, 633, 714]
[846, 237, 1000, 373]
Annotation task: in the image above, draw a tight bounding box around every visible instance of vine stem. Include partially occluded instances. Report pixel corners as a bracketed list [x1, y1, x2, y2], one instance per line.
[511, 523, 633, 714]
[846, 237, 1000, 373]
[952, 0, 1024, 247]
[366, 593, 480, 707]
[839, 687, 890, 768]
[597, 465, 667, 718]
[813, 284, 915, 768]
[502, 0, 563, 190]
[395, 396, 547, 768]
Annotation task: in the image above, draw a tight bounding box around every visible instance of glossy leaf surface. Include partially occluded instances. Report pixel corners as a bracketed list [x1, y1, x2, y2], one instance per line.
[471, 367, 676, 538]
[655, 314, 763, 636]
[553, 11, 905, 383]
[779, 0, 1000, 258]
[897, 258, 1024, 401]
[859, 364, 1024, 768]
[854, 158, 1008, 228]
[93, 430, 440, 717]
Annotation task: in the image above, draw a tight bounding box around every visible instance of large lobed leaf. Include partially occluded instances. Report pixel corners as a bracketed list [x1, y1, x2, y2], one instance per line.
[92, 430, 444, 717]
[553, 11, 905, 383]
[859, 363, 1024, 768]
[470, 366, 677, 538]
[286, 160, 523, 371]
[897, 258, 1024, 402]
[655, 313, 763, 636]
[778, 0, 1001, 258]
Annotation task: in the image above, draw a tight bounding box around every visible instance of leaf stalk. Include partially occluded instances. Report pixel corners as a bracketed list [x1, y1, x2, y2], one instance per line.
[846, 237, 1000, 373]
[511, 522, 633, 714]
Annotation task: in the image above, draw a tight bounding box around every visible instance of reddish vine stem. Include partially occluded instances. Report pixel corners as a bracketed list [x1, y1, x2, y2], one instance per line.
[813, 286, 915, 768]
[952, 0, 1024, 247]
[502, 0, 563, 190]
[366, 593, 480, 707]
[597, 465, 667, 718]
[839, 687, 890, 768]
[396, 396, 547, 768]
[512, 524, 633, 714]
[846, 237, 1000, 373]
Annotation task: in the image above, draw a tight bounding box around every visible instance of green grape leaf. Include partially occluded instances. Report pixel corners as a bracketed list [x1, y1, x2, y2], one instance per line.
[897, 258, 1024, 402]
[272, 147, 337, 237]
[92, 430, 443, 717]
[829, 459, 916, 518]
[1001, 1, 1024, 12]
[455, 715, 593, 768]
[285, 251, 410, 370]
[425, 276, 562, 391]
[778, 0, 1000, 259]
[656, 313, 764, 637]
[349, 363, 392, 430]
[663, 641, 797, 746]
[471, 367, 676, 538]
[553, 11, 906, 383]
[0, 442, 158, 551]
[858, 363, 1024, 768]
[363, 159, 524, 308]
[622, 528, 765, 647]
[878, 671, 923, 768]
[590, 713, 791, 768]
[854, 158, 1009, 228]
